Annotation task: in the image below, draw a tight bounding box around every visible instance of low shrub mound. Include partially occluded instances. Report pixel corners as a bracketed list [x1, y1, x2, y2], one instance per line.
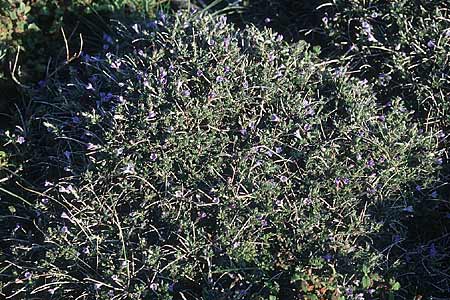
[1, 10, 444, 299]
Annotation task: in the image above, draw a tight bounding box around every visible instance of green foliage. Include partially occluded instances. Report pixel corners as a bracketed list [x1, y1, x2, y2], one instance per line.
[0, 0, 162, 83]
[1, 10, 443, 299]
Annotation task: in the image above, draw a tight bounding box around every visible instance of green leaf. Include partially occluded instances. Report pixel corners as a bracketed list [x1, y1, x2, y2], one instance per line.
[362, 275, 371, 289]
[362, 265, 369, 274]
[269, 296, 277, 300]
[8, 205, 16, 213]
[27, 23, 40, 31]
[391, 281, 401, 291]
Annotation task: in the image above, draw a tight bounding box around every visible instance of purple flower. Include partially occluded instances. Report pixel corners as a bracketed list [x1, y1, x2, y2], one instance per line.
[264, 17, 271, 24]
[86, 143, 100, 151]
[168, 283, 175, 292]
[415, 185, 422, 192]
[213, 197, 220, 204]
[196, 69, 204, 77]
[122, 163, 135, 175]
[280, 175, 288, 183]
[41, 198, 49, 205]
[275, 147, 283, 154]
[111, 60, 121, 70]
[61, 212, 70, 219]
[270, 114, 280, 122]
[198, 211, 207, 219]
[402, 206, 414, 213]
[306, 107, 315, 116]
[38, 80, 47, 88]
[276, 34, 283, 42]
[181, 89, 191, 97]
[61, 225, 69, 234]
[157, 10, 167, 23]
[275, 199, 283, 206]
[431, 191, 438, 198]
[378, 115, 386, 122]
[82, 246, 90, 254]
[86, 82, 95, 91]
[224, 66, 230, 73]
[59, 185, 74, 194]
[63, 150, 71, 161]
[150, 153, 157, 161]
[361, 21, 372, 32]
[103, 33, 113, 44]
[260, 218, 268, 227]
[393, 234, 401, 243]
[367, 159, 375, 168]
[148, 111, 157, 119]
[343, 178, 350, 185]
[24, 272, 32, 280]
[323, 254, 333, 262]
[218, 15, 227, 27]
[150, 283, 158, 291]
[335, 177, 341, 186]
[239, 128, 247, 136]
[223, 37, 230, 48]
[216, 76, 224, 83]
[243, 81, 249, 89]
[436, 158, 443, 165]
[427, 40, 436, 49]
[208, 91, 216, 99]
[16, 136, 25, 144]
[429, 243, 437, 257]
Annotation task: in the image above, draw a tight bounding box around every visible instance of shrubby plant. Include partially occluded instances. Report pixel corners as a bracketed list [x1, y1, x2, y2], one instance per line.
[315, 0, 450, 130]
[0, 9, 444, 299]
